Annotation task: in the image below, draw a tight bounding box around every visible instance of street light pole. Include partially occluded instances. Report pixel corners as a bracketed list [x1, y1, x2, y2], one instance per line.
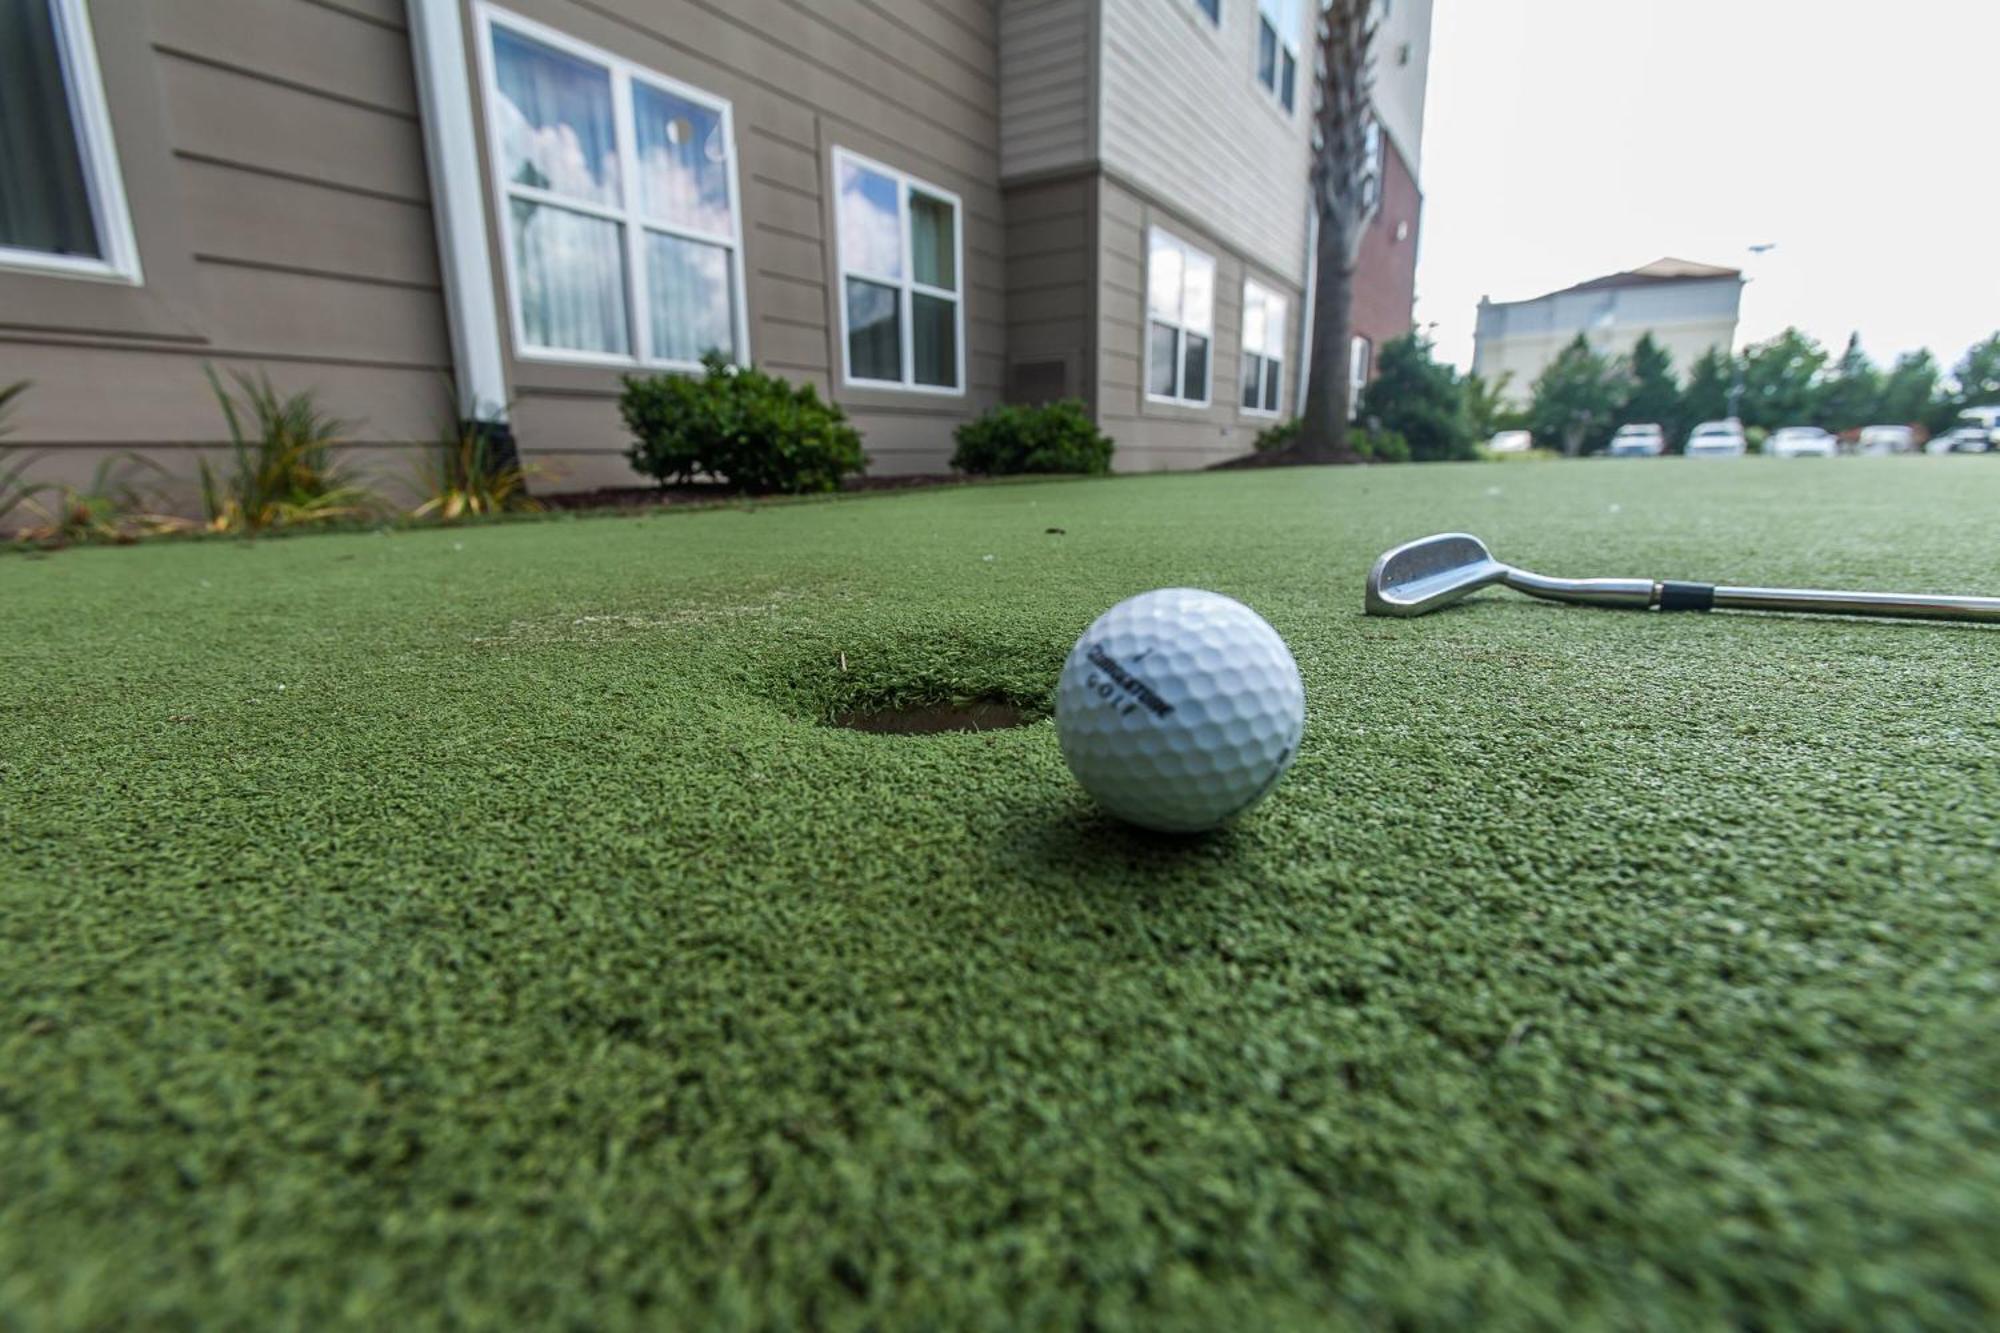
[1728, 243, 1777, 422]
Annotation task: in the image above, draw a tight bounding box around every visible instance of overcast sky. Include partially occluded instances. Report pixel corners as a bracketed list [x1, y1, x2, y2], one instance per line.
[1412, 0, 2000, 376]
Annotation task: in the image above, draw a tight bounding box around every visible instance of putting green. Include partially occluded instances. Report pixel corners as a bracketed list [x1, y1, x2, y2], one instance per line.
[3, 459, 1997, 1328]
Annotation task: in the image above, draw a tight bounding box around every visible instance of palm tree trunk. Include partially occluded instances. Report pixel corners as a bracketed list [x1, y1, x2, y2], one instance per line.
[1299, 228, 1356, 463]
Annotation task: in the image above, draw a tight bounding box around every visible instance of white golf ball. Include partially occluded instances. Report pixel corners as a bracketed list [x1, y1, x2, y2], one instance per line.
[1055, 589, 1305, 833]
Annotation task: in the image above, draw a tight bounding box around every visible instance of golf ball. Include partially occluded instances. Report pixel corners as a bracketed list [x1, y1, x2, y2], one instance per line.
[1055, 589, 1305, 833]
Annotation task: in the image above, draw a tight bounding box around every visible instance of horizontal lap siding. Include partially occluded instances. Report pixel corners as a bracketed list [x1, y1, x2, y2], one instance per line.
[1002, 173, 1093, 409]
[1098, 0, 1312, 281]
[1095, 175, 1300, 472]
[2, 0, 448, 513]
[999, 0, 1093, 181]
[486, 0, 1003, 479]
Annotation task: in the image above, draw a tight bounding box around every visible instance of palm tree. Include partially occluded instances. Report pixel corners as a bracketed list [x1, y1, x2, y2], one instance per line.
[1297, 0, 1378, 462]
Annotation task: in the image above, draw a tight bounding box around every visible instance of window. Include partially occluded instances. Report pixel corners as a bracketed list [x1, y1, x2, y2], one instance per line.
[0, 0, 140, 281]
[476, 6, 747, 367]
[1146, 228, 1215, 406]
[1349, 335, 1372, 417]
[834, 148, 963, 393]
[1363, 119, 1385, 215]
[1192, 0, 1221, 23]
[1256, 0, 1301, 112]
[1239, 282, 1286, 416]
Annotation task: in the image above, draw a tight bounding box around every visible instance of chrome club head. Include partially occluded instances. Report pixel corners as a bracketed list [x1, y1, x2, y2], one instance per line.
[1364, 532, 1511, 618]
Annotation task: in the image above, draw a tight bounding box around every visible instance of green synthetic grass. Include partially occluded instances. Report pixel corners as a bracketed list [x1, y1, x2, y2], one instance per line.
[4, 459, 1998, 1330]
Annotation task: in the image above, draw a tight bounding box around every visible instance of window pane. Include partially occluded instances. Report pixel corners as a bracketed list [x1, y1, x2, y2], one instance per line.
[1280, 51, 1296, 111]
[1148, 323, 1179, 397]
[0, 0, 100, 257]
[633, 82, 732, 235]
[1147, 237, 1183, 322]
[1183, 333, 1210, 402]
[912, 292, 957, 387]
[646, 231, 733, 363]
[909, 191, 956, 291]
[1241, 354, 1261, 410]
[491, 26, 620, 207]
[838, 158, 902, 280]
[1264, 360, 1282, 413]
[1257, 20, 1278, 89]
[1196, 0, 1220, 22]
[846, 277, 901, 381]
[510, 199, 628, 354]
[1182, 252, 1215, 334]
[1243, 297, 1267, 357]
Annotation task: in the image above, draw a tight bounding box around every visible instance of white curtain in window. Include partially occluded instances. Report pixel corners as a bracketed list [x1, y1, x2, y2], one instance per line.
[647, 232, 733, 363]
[510, 199, 628, 354]
[491, 27, 619, 206]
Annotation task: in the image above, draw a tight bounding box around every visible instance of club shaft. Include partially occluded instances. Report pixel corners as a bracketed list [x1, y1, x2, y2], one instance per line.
[1711, 585, 2000, 623]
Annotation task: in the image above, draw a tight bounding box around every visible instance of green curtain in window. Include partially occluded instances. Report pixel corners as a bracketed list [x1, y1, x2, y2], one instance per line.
[0, 0, 102, 258]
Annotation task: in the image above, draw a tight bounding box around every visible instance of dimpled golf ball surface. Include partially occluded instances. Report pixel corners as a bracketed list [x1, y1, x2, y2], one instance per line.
[1056, 589, 1305, 833]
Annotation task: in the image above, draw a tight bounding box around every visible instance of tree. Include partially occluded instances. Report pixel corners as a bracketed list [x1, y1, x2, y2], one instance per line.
[1878, 349, 1940, 426]
[1736, 328, 1827, 430]
[1619, 332, 1681, 447]
[1461, 370, 1522, 441]
[1528, 334, 1621, 456]
[1297, 0, 1377, 461]
[1357, 333, 1474, 461]
[1941, 333, 2000, 428]
[1681, 346, 1735, 427]
[1813, 333, 1883, 433]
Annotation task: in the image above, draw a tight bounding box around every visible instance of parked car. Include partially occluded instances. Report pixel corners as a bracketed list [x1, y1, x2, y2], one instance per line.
[1856, 425, 1918, 455]
[1487, 429, 1533, 454]
[1684, 419, 1746, 457]
[1606, 423, 1665, 457]
[1927, 425, 1993, 454]
[1768, 426, 1838, 458]
[1950, 406, 2000, 450]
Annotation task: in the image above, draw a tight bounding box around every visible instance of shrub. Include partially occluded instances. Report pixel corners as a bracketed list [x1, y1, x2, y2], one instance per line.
[622, 353, 866, 494]
[202, 368, 375, 533]
[1744, 426, 1769, 455]
[1253, 418, 1300, 453]
[1354, 428, 1411, 463]
[0, 381, 51, 533]
[414, 416, 540, 522]
[18, 454, 190, 548]
[951, 400, 1113, 476]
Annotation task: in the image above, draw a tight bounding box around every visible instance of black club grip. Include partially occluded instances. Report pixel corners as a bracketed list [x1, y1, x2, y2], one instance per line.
[1656, 581, 1716, 612]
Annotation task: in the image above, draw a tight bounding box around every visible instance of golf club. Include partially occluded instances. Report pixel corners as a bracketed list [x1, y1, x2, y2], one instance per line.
[1365, 532, 2000, 624]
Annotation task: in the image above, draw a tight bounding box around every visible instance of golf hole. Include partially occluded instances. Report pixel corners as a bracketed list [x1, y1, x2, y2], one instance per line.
[830, 698, 1035, 735]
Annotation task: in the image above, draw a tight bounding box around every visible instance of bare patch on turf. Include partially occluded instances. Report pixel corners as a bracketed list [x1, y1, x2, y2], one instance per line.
[830, 699, 1033, 735]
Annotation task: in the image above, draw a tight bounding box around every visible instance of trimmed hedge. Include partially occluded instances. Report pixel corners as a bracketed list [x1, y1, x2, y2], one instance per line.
[622, 353, 867, 494]
[951, 400, 1113, 476]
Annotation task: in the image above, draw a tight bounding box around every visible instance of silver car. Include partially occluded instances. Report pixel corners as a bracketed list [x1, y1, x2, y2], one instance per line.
[1768, 426, 1838, 458]
[1685, 419, 1747, 457]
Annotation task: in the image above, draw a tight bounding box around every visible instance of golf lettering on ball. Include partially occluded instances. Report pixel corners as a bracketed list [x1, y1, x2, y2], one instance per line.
[1056, 589, 1305, 833]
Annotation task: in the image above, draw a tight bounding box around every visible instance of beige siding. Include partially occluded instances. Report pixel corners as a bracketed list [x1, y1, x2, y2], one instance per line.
[1, 0, 449, 513]
[1098, 0, 1312, 283]
[1094, 175, 1298, 471]
[1003, 174, 1095, 408]
[472, 0, 1005, 484]
[998, 0, 1094, 181]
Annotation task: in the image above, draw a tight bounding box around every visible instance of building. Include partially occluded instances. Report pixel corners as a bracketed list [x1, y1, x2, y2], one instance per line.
[2, 0, 1430, 503]
[1473, 258, 1743, 406]
[1343, 0, 1430, 406]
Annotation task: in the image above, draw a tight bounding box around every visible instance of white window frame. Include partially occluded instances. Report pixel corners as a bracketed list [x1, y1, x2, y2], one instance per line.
[1144, 227, 1215, 408]
[1239, 281, 1286, 418]
[1350, 335, 1372, 417]
[0, 0, 141, 284]
[832, 146, 966, 397]
[1255, 0, 1302, 114]
[472, 3, 750, 371]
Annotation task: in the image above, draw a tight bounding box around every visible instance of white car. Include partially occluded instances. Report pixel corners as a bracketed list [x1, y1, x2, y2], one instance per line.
[1926, 426, 1993, 454]
[1606, 423, 1665, 457]
[1936, 406, 2000, 452]
[1685, 419, 1747, 457]
[1768, 426, 1838, 458]
[1487, 429, 1533, 454]
[1856, 425, 1917, 456]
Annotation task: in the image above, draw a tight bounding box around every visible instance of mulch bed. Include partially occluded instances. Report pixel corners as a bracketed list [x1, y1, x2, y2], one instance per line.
[537, 474, 971, 511]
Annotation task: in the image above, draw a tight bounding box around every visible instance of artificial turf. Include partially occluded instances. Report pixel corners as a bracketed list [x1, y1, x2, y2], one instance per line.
[3, 458, 1997, 1329]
